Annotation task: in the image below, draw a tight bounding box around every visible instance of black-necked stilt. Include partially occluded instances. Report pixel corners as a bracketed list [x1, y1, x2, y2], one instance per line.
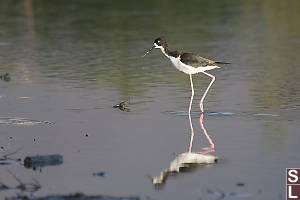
[143, 37, 229, 115]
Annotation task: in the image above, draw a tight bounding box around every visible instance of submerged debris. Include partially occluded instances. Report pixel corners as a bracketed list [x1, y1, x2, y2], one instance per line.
[152, 152, 218, 187]
[0, 72, 10, 82]
[24, 154, 63, 170]
[236, 182, 245, 187]
[207, 188, 255, 199]
[0, 147, 23, 165]
[82, 131, 89, 137]
[1, 169, 41, 193]
[92, 171, 109, 177]
[0, 117, 54, 126]
[5, 193, 139, 200]
[113, 100, 130, 112]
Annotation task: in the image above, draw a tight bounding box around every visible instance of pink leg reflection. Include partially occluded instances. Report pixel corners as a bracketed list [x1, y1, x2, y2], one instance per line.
[188, 74, 195, 153]
[199, 114, 215, 154]
[187, 113, 215, 154]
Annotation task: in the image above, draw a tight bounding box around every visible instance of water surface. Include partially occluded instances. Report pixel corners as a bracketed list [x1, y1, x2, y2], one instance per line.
[0, 0, 299, 199]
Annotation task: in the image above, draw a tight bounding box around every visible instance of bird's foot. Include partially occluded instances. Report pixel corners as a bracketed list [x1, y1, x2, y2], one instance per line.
[201, 146, 215, 150]
[200, 146, 215, 155]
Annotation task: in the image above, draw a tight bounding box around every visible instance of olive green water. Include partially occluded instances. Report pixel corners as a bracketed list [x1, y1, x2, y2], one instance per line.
[0, 0, 299, 199]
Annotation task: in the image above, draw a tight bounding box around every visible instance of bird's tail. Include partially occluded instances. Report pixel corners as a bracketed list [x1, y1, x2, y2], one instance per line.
[214, 61, 231, 64]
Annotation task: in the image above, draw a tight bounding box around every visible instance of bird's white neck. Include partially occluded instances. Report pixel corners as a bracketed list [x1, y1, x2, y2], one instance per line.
[159, 47, 170, 58]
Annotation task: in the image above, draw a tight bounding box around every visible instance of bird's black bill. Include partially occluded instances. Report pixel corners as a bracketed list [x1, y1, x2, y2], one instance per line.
[142, 46, 154, 57]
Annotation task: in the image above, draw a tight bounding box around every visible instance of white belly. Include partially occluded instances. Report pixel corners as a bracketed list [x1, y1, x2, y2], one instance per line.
[169, 57, 219, 75]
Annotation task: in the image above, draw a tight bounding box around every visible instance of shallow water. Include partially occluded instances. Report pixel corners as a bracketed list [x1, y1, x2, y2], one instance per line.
[0, 0, 300, 199]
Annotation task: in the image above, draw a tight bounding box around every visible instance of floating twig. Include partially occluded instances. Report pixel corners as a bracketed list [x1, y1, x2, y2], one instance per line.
[6, 169, 41, 193]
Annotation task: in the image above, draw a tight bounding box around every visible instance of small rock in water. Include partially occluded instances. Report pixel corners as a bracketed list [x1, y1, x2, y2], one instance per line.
[236, 182, 245, 187]
[24, 154, 63, 169]
[33, 136, 40, 142]
[0, 73, 10, 82]
[44, 120, 55, 126]
[113, 100, 130, 112]
[92, 171, 109, 177]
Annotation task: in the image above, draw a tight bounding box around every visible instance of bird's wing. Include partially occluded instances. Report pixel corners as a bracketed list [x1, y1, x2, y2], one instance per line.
[169, 50, 181, 58]
[180, 53, 216, 67]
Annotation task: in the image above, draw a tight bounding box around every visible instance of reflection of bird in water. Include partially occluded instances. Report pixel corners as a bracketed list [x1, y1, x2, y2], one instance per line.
[143, 37, 229, 114]
[152, 114, 217, 187]
[189, 114, 215, 154]
[152, 152, 218, 187]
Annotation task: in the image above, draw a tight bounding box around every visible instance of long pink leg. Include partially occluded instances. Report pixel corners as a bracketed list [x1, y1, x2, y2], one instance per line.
[199, 72, 215, 113]
[188, 74, 195, 153]
[199, 114, 215, 154]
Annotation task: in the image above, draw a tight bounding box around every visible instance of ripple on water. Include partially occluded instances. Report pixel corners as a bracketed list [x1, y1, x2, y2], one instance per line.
[162, 110, 234, 117]
[253, 113, 280, 117]
[163, 110, 281, 119]
[0, 42, 8, 46]
[0, 117, 54, 126]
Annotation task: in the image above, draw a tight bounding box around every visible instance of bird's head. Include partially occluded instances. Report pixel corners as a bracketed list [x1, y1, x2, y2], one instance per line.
[153, 37, 167, 49]
[143, 37, 167, 57]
